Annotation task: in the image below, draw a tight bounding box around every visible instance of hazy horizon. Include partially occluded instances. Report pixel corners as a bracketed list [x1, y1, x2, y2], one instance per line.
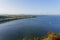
[0, 0, 60, 15]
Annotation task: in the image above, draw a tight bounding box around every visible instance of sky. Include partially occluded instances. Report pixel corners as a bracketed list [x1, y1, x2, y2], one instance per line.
[0, 0, 60, 15]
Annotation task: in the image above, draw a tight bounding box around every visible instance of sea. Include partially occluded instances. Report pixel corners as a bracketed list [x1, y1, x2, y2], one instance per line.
[0, 15, 60, 40]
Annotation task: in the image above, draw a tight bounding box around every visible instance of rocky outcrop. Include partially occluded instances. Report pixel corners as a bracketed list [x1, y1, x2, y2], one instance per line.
[17, 32, 60, 40]
[41, 32, 60, 40]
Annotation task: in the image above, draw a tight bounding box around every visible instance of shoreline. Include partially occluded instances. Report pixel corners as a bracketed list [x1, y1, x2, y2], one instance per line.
[0, 16, 36, 24]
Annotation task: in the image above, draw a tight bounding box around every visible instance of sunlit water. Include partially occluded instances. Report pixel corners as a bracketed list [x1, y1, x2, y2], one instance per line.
[0, 15, 60, 40]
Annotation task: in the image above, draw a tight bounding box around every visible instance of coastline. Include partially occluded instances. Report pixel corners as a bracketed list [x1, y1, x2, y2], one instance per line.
[0, 16, 36, 24]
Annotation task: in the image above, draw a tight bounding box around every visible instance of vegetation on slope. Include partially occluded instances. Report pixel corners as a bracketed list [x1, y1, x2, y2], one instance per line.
[17, 32, 60, 40]
[0, 15, 36, 23]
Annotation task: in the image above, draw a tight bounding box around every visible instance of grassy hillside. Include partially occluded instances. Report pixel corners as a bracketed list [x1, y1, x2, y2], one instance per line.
[0, 15, 36, 23]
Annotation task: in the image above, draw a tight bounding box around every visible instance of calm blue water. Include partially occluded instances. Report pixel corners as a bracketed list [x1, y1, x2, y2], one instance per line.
[0, 15, 60, 40]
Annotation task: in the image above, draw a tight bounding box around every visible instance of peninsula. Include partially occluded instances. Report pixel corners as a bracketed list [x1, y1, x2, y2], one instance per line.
[0, 15, 36, 23]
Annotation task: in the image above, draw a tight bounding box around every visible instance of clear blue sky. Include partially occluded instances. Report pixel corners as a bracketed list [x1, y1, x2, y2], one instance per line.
[0, 0, 60, 15]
